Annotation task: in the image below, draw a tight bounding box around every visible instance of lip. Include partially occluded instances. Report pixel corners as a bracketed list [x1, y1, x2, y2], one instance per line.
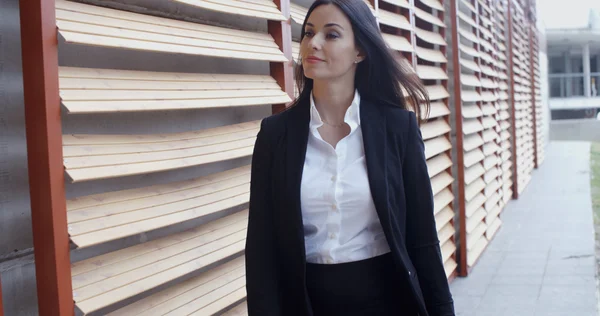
[304, 56, 324, 63]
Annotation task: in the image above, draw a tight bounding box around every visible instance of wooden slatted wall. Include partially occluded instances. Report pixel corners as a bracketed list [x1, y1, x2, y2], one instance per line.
[411, 0, 458, 280]
[56, 0, 292, 314]
[477, 0, 503, 262]
[508, 0, 535, 198]
[530, 26, 545, 167]
[494, 0, 514, 209]
[452, 0, 490, 275]
[32, 0, 547, 313]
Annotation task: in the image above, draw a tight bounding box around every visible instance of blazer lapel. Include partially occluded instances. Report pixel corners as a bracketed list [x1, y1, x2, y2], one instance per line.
[360, 101, 392, 234]
[284, 99, 310, 263]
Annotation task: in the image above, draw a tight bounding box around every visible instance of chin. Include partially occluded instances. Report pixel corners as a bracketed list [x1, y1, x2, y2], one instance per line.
[303, 69, 329, 81]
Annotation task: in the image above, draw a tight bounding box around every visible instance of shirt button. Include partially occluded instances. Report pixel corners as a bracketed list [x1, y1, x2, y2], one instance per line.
[331, 204, 337, 211]
[329, 233, 336, 239]
[331, 175, 336, 182]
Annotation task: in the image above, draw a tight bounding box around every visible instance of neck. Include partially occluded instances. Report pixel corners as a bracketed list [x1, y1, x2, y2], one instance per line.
[312, 77, 356, 123]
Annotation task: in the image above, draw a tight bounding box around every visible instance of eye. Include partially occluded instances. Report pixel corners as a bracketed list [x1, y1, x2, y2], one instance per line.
[304, 30, 315, 38]
[326, 32, 340, 39]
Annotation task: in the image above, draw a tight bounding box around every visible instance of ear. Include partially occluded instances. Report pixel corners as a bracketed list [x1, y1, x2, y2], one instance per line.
[355, 47, 366, 64]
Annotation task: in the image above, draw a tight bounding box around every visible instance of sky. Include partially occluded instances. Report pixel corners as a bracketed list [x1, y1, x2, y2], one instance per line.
[539, 0, 600, 29]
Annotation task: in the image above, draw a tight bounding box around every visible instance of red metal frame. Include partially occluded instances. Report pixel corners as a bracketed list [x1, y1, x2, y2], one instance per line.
[270, 0, 295, 114]
[449, 0, 468, 277]
[507, 0, 519, 199]
[0, 275, 4, 316]
[19, 0, 74, 315]
[529, 26, 539, 169]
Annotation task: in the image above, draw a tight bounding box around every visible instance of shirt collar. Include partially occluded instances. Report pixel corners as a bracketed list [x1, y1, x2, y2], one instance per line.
[309, 90, 361, 130]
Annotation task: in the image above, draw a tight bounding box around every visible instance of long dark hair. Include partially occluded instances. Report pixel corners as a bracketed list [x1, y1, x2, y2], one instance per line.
[293, 0, 429, 122]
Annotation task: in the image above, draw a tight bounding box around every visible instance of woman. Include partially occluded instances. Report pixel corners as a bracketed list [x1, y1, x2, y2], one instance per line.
[245, 0, 455, 315]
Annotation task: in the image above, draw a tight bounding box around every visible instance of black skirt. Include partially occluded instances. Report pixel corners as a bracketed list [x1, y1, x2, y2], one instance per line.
[305, 252, 419, 316]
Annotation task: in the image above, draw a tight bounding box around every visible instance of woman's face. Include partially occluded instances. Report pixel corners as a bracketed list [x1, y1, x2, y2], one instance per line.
[300, 4, 364, 82]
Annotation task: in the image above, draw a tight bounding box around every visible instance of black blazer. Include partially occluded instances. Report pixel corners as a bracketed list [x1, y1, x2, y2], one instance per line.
[245, 96, 455, 316]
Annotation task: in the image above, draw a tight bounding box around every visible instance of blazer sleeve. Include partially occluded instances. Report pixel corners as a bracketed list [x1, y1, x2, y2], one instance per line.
[245, 119, 282, 315]
[402, 111, 455, 316]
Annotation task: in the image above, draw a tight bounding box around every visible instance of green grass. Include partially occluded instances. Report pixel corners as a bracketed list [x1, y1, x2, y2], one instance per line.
[592, 143, 600, 224]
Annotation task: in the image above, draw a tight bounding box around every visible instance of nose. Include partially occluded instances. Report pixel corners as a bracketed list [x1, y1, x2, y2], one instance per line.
[307, 34, 323, 51]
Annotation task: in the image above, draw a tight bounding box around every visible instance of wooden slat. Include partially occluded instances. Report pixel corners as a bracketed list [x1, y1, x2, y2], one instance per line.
[382, 33, 414, 52]
[431, 172, 454, 196]
[460, 58, 480, 72]
[378, 10, 412, 30]
[417, 65, 448, 80]
[467, 237, 488, 266]
[292, 41, 300, 63]
[416, 46, 447, 63]
[222, 301, 248, 316]
[465, 193, 485, 218]
[444, 258, 458, 278]
[463, 134, 483, 152]
[382, 0, 411, 8]
[415, 27, 447, 46]
[461, 0, 476, 13]
[463, 119, 484, 135]
[429, 102, 451, 119]
[426, 85, 450, 100]
[458, 28, 479, 44]
[466, 208, 486, 233]
[421, 120, 451, 140]
[413, 7, 445, 27]
[72, 211, 248, 314]
[67, 166, 250, 248]
[427, 154, 453, 178]
[465, 178, 486, 201]
[467, 222, 487, 250]
[437, 220, 455, 243]
[108, 256, 246, 315]
[290, 3, 307, 24]
[464, 149, 485, 167]
[64, 120, 260, 182]
[173, 0, 286, 21]
[434, 189, 454, 214]
[458, 11, 478, 29]
[462, 105, 483, 118]
[464, 163, 485, 185]
[461, 90, 481, 102]
[486, 218, 502, 240]
[441, 239, 456, 263]
[56, 0, 287, 62]
[435, 206, 454, 232]
[459, 44, 479, 57]
[419, 0, 444, 11]
[59, 68, 291, 113]
[425, 136, 451, 159]
[461, 74, 481, 87]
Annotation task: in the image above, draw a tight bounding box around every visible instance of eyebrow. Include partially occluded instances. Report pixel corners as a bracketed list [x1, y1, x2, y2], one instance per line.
[306, 22, 344, 30]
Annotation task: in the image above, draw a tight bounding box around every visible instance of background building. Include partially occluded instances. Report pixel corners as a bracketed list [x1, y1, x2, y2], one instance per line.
[547, 8, 600, 119]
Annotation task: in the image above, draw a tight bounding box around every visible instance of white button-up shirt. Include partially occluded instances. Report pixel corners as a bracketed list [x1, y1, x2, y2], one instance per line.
[300, 90, 391, 264]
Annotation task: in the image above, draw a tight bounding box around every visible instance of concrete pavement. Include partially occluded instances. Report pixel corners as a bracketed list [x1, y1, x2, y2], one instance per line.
[450, 142, 598, 316]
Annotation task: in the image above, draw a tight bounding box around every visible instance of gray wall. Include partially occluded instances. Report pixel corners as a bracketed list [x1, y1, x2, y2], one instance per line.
[1, 0, 274, 314]
[550, 119, 600, 142]
[0, 0, 39, 314]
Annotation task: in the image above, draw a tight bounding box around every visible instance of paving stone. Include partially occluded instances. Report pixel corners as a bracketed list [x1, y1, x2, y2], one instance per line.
[450, 142, 598, 316]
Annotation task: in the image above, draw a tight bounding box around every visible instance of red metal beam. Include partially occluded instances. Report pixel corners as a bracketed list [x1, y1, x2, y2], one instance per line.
[507, 1, 519, 199]
[0, 274, 4, 316]
[270, 0, 294, 114]
[449, 0, 468, 277]
[529, 26, 539, 169]
[19, 0, 74, 315]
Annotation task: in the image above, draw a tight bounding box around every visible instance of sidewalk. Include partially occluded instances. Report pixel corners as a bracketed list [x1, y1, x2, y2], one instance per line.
[450, 142, 598, 316]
